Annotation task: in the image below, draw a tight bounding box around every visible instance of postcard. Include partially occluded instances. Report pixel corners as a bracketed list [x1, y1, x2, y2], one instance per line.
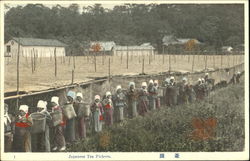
[0, 0, 249, 160]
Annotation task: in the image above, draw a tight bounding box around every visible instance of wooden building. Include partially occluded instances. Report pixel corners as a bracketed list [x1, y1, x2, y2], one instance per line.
[4, 37, 67, 57]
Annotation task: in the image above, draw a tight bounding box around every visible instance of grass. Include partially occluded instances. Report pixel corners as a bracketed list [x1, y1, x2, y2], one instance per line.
[68, 81, 245, 152]
[4, 54, 244, 92]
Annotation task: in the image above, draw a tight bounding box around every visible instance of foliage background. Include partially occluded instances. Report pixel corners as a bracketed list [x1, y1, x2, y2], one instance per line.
[4, 4, 244, 55]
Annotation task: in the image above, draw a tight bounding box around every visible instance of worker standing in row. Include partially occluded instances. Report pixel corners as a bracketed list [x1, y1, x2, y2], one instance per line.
[51, 96, 66, 151]
[12, 105, 33, 152]
[91, 95, 104, 133]
[126, 82, 138, 118]
[65, 91, 76, 143]
[113, 85, 127, 122]
[138, 82, 148, 116]
[148, 79, 157, 111]
[103, 91, 114, 127]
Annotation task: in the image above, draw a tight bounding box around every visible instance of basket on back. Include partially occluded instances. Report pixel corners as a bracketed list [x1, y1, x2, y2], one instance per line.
[75, 103, 90, 118]
[30, 112, 46, 134]
[63, 104, 77, 119]
[50, 110, 63, 126]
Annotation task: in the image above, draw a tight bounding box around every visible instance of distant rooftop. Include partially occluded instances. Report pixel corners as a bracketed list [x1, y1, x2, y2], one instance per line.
[162, 35, 201, 46]
[115, 44, 155, 50]
[90, 41, 116, 51]
[11, 37, 67, 47]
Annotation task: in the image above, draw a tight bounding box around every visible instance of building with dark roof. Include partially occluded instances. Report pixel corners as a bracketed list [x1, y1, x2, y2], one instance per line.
[4, 37, 67, 57]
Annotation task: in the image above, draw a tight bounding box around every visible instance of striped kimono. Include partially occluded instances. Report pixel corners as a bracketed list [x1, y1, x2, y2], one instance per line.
[138, 89, 149, 116]
[91, 102, 104, 133]
[52, 105, 66, 150]
[102, 98, 114, 126]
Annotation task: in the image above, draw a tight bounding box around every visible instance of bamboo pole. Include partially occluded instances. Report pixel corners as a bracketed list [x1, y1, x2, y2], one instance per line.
[71, 69, 74, 84]
[126, 46, 129, 69]
[169, 54, 171, 73]
[73, 56, 76, 69]
[17, 37, 20, 97]
[33, 48, 36, 72]
[94, 53, 97, 72]
[102, 52, 104, 65]
[121, 52, 123, 64]
[192, 54, 195, 72]
[31, 50, 34, 73]
[54, 48, 57, 77]
[142, 57, 144, 73]
[108, 57, 111, 81]
[205, 55, 208, 70]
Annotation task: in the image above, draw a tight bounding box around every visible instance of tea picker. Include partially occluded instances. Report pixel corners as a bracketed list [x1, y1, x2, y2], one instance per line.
[12, 105, 33, 152]
[51, 96, 66, 151]
[103, 91, 114, 127]
[64, 91, 77, 144]
[91, 95, 104, 133]
[4, 103, 14, 152]
[74, 92, 90, 140]
[31, 100, 52, 152]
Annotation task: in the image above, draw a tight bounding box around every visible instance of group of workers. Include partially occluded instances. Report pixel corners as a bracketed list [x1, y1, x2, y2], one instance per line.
[4, 71, 242, 152]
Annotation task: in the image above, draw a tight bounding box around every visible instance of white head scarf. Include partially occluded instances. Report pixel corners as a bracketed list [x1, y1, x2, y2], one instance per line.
[141, 82, 147, 87]
[19, 105, 29, 114]
[170, 76, 175, 80]
[149, 79, 154, 84]
[116, 85, 122, 91]
[37, 100, 47, 112]
[165, 78, 170, 84]
[76, 92, 83, 99]
[182, 77, 187, 81]
[51, 96, 59, 106]
[94, 95, 100, 100]
[106, 91, 112, 97]
[129, 82, 135, 87]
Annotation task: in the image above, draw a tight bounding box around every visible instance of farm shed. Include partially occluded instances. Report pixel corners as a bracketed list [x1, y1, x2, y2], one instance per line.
[114, 43, 155, 56]
[162, 35, 202, 54]
[89, 41, 116, 55]
[4, 37, 67, 57]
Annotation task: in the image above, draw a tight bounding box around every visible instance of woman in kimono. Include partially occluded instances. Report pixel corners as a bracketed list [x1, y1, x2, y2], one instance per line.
[91, 95, 104, 133]
[147, 80, 157, 110]
[138, 82, 149, 116]
[74, 92, 88, 140]
[65, 91, 76, 143]
[51, 96, 66, 151]
[178, 77, 188, 105]
[194, 78, 206, 100]
[32, 100, 52, 152]
[4, 103, 14, 152]
[12, 105, 33, 152]
[153, 80, 161, 109]
[126, 82, 138, 118]
[113, 85, 127, 122]
[164, 78, 171, 106]
[168, 76, 179, 106]
[102, 91, 114, 127]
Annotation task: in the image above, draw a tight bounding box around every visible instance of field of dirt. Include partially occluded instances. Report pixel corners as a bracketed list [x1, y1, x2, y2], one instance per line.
[4, 54, 244, 93]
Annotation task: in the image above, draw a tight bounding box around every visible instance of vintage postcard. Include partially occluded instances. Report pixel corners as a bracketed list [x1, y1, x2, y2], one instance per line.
[0, 0, 249, 160]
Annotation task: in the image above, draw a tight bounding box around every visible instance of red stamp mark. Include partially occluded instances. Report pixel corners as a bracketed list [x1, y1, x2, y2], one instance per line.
[190, 117, 217, 140]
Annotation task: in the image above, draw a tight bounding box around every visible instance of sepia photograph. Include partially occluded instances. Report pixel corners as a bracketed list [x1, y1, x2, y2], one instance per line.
[1, 0, 248, 160]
